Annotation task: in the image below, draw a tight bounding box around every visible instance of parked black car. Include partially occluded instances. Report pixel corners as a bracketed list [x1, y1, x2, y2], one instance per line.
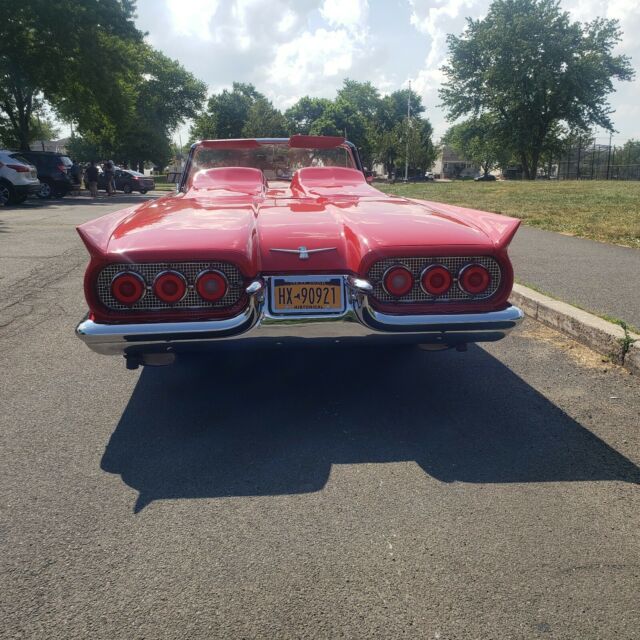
[97, 168, 155, 194]
[18, 150, 76, 198]
[474, 174, 497, 181]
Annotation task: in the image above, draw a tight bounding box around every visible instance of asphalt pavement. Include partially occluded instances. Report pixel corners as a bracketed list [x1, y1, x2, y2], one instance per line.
[1, 195, 639, 639]
[510, 226, 640, 330]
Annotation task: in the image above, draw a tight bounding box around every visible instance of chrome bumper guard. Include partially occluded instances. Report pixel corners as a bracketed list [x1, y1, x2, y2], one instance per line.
[76, 275, 524, 356]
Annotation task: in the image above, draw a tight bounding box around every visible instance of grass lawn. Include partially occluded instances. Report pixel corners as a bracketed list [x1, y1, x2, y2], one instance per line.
[377, 180, 640, 249]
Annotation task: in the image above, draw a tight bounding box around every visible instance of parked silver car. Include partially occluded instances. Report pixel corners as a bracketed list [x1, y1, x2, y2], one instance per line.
[0, 150, 41, 204]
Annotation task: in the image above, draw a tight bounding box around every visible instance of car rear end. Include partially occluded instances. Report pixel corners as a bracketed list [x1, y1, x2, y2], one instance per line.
[133, 174, 155, 193]
[21, 152, 74, 198]
[0, 152, 41, 204]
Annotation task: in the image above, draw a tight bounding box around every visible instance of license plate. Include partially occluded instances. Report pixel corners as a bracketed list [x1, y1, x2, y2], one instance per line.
[272, 277, 343, 314]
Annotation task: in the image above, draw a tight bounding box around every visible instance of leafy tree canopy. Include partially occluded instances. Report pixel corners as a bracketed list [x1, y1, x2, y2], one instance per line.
[0, 0, 143, 150]
[190, 82, 262, 140]
[285, 97, 332, 134]
[242, 97, 288, 138]
[443, 115, 508, 176]
[440, 0, 634, 179]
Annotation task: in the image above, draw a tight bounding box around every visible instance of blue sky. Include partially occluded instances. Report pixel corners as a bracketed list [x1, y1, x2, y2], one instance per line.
[134, 0, 639, 144]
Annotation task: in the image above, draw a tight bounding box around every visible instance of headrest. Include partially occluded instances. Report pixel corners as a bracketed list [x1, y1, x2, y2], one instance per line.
[290, 167, 377, 197]
[190, 167, 266, 195]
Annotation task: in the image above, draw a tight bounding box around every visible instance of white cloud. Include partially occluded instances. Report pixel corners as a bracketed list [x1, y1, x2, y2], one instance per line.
[134, 0, 639, 142]
[320, 0, 368, 29]
[165, 0, 219, 41]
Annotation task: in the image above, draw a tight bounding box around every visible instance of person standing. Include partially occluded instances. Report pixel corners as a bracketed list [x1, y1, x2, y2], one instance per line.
[86, 161, 99, 198]
[103, 160, 115, 196]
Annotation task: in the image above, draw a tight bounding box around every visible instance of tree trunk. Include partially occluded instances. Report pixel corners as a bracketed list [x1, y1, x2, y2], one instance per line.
[530, 149, 540, 181]
[520, 153, 531, 180]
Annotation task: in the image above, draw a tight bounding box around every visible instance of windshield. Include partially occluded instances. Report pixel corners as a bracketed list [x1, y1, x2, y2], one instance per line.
[188, 142, 355, 184]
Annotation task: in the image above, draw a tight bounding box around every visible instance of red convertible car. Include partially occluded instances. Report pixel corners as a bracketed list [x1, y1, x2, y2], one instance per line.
[76, 136, 523, 368]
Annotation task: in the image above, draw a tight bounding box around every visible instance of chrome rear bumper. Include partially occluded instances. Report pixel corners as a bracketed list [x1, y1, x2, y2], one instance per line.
[76, 276, 524, 357]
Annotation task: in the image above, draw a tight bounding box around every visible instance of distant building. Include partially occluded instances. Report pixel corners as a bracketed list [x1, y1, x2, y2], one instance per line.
[433, 146, 479, 179]
[29, 138, 70, 154]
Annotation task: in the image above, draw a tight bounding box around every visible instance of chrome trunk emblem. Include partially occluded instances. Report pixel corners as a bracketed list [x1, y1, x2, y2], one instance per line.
[269, 246, 336, 260]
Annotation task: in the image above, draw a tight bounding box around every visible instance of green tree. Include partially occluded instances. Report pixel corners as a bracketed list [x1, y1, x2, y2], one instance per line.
[396, 118, 437, 177]
[443, 115, 508, 176]
[440, 0, 634, 179]
[619, 139, 640, 166]
[284, 97, 331, 134]
[116, 48, 206, 169]
[0, 0, 143, 150]
[190, 82, 262, 140]
[309, 98, 371, 164]
[242, 97, 288, 137]
[66, 134, 104, 163]
[373, 128, 402, 178]
[0, 112, 59, 149]
[67, 48, 206, 169]
[377, 88, 425, 130]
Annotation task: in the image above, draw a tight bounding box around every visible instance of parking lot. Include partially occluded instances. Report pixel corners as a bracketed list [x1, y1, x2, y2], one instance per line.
[1, 195, 639, 639]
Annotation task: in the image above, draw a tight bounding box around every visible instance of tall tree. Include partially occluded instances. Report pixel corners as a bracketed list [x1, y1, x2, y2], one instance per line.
[0, 0, 143, 150]
[443, 115, 508, 176]
[66, 48, 206, 169]
[116, 48, 206, 169]
[309, 99, 371, 163]
[440, 0, 634, 179]
[284, 97, 331, 134]
[190, 83, 262, 141]
[242, 97, 288, 137]
[396, 118, 437, 176]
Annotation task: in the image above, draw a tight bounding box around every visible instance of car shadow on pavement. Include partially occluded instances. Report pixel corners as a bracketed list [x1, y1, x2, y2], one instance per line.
[101, 344, 640, 512]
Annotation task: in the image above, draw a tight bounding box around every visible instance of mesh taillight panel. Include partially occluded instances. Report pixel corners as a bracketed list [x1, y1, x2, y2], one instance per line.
[367, 256, 501, 303]
[97, 261, 244, 311]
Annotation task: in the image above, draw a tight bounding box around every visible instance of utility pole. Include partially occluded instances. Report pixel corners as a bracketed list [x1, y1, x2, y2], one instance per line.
[404, 81, 411, 182]
[606, 133, 612, 180]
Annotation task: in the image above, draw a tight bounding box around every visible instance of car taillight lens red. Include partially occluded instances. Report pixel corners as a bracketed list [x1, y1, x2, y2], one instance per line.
[110, 272, 146, 306]
[421, 265, 452, 296]
[7, 164, 30, 173]
[153, 271, 187, 303]
[196, 270, 228, 302]
[383, 266, 414, 297]
[459, 264, 491, 294]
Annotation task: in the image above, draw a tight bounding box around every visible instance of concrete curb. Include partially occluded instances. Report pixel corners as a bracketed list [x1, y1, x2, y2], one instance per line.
[509, 283, 639, 375]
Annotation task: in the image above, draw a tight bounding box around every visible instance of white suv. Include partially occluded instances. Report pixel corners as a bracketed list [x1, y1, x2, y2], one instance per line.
[0, 151, 41, 204]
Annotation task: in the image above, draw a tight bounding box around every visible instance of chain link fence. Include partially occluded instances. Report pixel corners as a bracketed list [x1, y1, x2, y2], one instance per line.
[555, 139, 640, 181]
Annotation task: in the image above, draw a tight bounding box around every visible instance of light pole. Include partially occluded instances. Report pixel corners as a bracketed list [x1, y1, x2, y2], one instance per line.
[404, 81, 411, 182]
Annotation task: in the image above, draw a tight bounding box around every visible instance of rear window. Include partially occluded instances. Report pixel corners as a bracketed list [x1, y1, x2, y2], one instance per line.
[59, 156, 73, 167]
[9, 154, 32, 165]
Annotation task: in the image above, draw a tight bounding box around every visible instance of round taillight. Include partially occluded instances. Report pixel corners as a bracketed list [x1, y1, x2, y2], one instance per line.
[459, 264, 491, 295]
[421, 265, 452, 296]
[153, 270, 187, 304]
[110, 271, 146, 306]
[196, 270, 228, 302]
[382, 266, 414, 297]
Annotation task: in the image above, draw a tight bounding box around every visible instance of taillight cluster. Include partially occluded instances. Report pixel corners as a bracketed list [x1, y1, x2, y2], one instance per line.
[6, 163, 31, 173]
[382, 262, 493, 298]
[110, 269, 228, 307]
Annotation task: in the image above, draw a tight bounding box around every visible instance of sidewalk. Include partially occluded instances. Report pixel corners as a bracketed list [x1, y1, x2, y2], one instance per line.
[509, 226, 640, 330]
